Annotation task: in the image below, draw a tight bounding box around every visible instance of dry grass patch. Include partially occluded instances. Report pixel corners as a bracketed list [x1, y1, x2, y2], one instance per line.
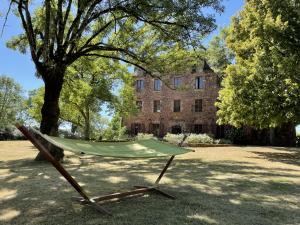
[0, 141, 300, 225]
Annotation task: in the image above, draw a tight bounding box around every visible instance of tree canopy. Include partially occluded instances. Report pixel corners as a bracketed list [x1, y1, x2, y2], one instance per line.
[7, 0, 224, 139]
[216, 0, 300, 130]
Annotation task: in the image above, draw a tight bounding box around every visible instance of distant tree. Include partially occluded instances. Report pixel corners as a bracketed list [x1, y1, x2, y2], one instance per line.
[0, 75, 23, 128]
[7, 0, 223, 160]
[103, 112, 126, 140]
[216, 0, 300, 146]
[206, 28, 234, 79]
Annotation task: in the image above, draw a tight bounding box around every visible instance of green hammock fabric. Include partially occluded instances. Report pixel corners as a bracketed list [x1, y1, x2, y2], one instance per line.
[32, 129, 191, 158]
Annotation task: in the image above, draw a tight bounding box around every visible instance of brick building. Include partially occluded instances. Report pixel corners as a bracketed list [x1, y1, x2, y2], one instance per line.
[123, 61, 224, 137]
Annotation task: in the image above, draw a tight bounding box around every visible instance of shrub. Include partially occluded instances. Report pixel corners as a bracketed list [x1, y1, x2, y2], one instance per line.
[214, 138, 232, 144]
[184, 133, 214, 145]
[225, 127, 247, 144]
[163, 133, 185, 145]
[136, 133, 155, 140]
[0, 126, 25, 140]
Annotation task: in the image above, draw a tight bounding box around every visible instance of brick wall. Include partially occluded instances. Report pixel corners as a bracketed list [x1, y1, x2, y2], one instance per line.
[123, 63, 222, 137]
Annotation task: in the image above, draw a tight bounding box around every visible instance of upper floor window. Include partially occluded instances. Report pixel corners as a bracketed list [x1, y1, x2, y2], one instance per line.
[173, 77, 182, 88]
[173, 100, 181, 112]
[154, 79, 162, 91]
[194, 99, 202, 112]
[195, 77, 204, 89]
[153, 100, 161, 112]
[136, 101, 143, 111]
[136, 80, 144, 91]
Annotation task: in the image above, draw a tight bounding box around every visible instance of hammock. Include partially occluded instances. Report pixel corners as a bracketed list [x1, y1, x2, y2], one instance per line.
[32, 128, 191, 158]
[16, 124, 193, 215]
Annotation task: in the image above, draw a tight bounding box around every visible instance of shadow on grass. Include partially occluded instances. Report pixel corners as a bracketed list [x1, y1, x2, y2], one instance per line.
[250, 147, 300, 166]
[0, 154, 300, 225]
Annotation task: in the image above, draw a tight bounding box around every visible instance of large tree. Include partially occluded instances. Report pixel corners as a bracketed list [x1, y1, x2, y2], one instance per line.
[7, 0, 223, 160]
[0, 75, 23, 128]
[27, 57, 129, 140]
[216, 0, 300, 146]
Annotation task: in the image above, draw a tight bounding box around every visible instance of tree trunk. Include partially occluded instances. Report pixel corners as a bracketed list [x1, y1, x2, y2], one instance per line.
[84, 107, 90, 140]
[35, 68, 65, 162]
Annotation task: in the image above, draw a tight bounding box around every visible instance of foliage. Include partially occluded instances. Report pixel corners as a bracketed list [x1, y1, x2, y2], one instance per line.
[184, 133, 214, 144]
[214, 138, 232, 144]
[163, 133, 185, 145]
[136, 133, 155, 140]
[0, 126, 25, 141]
[7, 0, 224, 138]
[114, 73, 138, 118]
[206, 28, 234, 79]
[224, 127, 247, 145]
[102, 113, 126, 141]
[216, 0, 300, 129]
[0, 75, 24, 128]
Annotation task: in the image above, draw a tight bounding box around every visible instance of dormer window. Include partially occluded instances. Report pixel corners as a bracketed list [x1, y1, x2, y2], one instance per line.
[195, 77, 204, 89]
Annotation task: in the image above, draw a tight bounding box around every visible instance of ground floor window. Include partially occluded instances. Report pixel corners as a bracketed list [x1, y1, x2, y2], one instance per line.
[171, 125, 182, 134]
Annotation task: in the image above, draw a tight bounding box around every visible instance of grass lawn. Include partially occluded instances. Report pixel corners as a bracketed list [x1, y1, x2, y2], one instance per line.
[0, 141, 300, 225]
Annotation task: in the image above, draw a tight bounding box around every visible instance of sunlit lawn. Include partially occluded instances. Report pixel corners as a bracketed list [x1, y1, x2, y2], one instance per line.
[0, 141, 300, 225]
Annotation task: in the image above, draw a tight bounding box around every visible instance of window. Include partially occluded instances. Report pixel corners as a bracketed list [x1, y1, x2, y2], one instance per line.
[153, 100, 161, 112]
[136, 101, 143, 111]
[136, 80, 144, 91]
[173, 100, 181, 112]
[195, 99, 202, 112]
[154, 79, 162, 91]
[194, 124, 203, 134]
[195, 77, 204, 89]
[173, 77, 182, 88]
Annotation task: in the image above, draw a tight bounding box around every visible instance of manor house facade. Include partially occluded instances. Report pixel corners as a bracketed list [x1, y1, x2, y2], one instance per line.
[123, 61, 224, 137]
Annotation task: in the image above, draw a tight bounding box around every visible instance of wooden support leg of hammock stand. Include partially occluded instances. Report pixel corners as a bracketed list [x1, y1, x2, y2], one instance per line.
[76, 155, 176, 204]
[15, 124, 111, 215]
[134, 155, 176, 199]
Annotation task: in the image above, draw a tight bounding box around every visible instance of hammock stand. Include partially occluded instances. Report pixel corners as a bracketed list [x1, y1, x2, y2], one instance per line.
[16, 124, 189, 215]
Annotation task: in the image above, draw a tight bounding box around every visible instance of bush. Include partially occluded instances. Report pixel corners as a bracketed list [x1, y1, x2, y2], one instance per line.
[184, 133, 214, 145]
[225, 127, 247, 144]
[214, 138, 232, 144]
[0, 126, 25, 140]
[163, 133, 185, 145]
[136, 133, 155, 140]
